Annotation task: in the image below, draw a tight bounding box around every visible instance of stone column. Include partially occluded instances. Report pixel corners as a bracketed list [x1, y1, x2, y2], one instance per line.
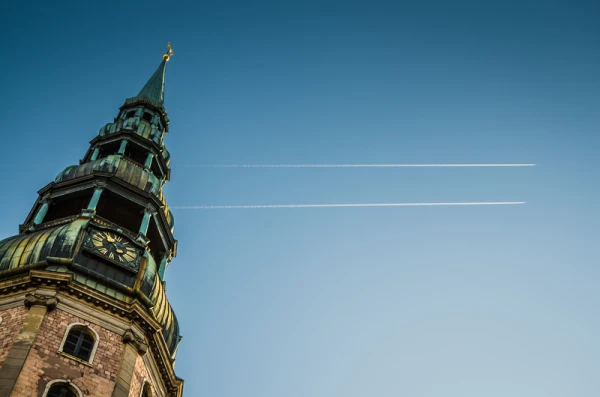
[118, 139, 128, 155]
[144, 153, 154, 170]
[111, 330, 148, 397]
[87, 185, 104, 210]
[139, 207, 153, 236]
[82, 184, 105, 218]
[0, 294, 58, 397]
[90, 147, 100, 161]
[136, 206, 155, 245]
[29, 196, 51, 231]
[158, 254, 169, 280]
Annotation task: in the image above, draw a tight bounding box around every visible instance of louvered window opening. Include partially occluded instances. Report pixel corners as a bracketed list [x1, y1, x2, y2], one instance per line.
[47, 384, 77, 397]
[63, 328, 95, 361]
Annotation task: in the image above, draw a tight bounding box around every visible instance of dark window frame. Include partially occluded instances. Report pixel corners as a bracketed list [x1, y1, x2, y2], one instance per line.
[46, 383, 78, 397]
[141, 383, 152, 397]
[62, 327, 95, 362]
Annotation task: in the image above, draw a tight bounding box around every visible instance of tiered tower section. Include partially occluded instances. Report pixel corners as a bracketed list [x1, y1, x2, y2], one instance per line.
[0, 49, 183, 397]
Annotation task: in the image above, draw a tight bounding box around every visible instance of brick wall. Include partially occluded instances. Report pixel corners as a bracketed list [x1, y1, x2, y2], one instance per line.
[129, 354, 157, 397]
[0, 306, 28, 368]
[11, 308, 126, 397]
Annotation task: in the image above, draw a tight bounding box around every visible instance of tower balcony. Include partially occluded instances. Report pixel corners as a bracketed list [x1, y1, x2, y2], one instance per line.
[56, 155, 162, 196]
[98, 119, 171, 166]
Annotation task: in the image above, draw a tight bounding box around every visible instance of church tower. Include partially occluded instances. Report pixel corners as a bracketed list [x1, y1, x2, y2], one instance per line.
[0, 46, 184, 397]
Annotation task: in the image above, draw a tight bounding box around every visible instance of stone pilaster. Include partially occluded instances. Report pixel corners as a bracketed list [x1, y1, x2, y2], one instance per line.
[0, 294, 58, 397]
[111, 330, 148, 397]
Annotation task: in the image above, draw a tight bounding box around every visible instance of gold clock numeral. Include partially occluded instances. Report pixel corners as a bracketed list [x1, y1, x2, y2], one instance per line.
[89, 230, 138, 265]
[123, 253, 135, 262]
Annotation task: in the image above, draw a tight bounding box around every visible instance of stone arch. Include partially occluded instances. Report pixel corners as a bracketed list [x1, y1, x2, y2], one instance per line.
[42, 379, 83, 397]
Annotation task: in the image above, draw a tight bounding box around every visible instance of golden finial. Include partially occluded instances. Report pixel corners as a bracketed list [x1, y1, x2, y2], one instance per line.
[163, 42, 174, 62]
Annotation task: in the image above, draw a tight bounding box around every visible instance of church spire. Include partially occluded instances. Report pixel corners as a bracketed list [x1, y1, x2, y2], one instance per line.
[0, 46, 184, 396]
[132, 43, 174, 107]
[136, 59, 167, 105]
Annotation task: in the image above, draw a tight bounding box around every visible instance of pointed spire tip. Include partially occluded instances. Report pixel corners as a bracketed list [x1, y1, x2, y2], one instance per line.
[163, 42, 174, 62]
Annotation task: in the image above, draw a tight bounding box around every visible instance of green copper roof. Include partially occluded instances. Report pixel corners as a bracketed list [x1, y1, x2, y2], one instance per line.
[135, 59, 167, 105]
[0, 219, 181, 355]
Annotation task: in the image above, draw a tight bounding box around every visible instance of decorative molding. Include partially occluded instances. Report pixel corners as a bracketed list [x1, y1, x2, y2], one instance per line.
[90, 217, 142, 248]
[24, 293, 59, 311]
[55, 295, 131, 335]
[48, 182, 97, 198]
[33, 214, 81, 232]
[81, 208, 96, 218]
[136, 233, 150, 246]
[123, 329, 148, 355]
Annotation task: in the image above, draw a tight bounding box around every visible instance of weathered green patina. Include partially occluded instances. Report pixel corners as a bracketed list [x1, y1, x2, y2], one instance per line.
[55, 155, 162, 196]
[0, 220, 180, 355]
[135, 59, 167, 106]
[0, 220, 88, 271]
[0, 55, 182, 358]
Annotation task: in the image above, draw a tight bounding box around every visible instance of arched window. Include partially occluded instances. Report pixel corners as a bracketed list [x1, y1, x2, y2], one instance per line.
[59, 323, 100, 363]
[43, 380, 83, 397]
[47, 384, 77, 397]
[142, 112, 153, 122]
[140, 380, 152, 397]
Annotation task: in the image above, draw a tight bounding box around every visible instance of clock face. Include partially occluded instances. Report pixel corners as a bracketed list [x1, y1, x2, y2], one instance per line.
[90, 230, 138, 265]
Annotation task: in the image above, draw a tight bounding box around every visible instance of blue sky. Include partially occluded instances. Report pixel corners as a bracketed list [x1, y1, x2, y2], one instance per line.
[1, 1, 599, 396]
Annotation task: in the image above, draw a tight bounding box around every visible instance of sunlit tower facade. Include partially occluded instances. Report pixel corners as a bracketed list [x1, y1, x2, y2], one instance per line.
[0, 46, 184, 397]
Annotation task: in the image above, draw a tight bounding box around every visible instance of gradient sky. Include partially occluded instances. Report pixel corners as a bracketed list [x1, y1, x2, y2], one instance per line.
[1, 1, 599, 396]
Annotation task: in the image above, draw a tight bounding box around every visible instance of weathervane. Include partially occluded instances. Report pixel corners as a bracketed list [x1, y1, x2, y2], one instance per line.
[163, 42, 174, 62]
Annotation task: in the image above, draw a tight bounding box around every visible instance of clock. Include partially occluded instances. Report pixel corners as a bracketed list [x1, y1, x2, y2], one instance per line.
[88, 230, 139, 268]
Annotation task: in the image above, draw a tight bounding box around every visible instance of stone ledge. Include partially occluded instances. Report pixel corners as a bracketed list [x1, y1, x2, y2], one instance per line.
[56, 350, 94, 368]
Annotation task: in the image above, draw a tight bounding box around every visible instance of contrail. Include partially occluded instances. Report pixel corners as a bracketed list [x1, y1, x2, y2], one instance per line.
[183, 164, 536, 168]
[172, 201, 526, 210]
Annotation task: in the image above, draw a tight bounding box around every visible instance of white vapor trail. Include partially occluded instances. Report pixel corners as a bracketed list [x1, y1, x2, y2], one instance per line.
[173, 202, 526, 210]
[184, 164, 536, 168]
